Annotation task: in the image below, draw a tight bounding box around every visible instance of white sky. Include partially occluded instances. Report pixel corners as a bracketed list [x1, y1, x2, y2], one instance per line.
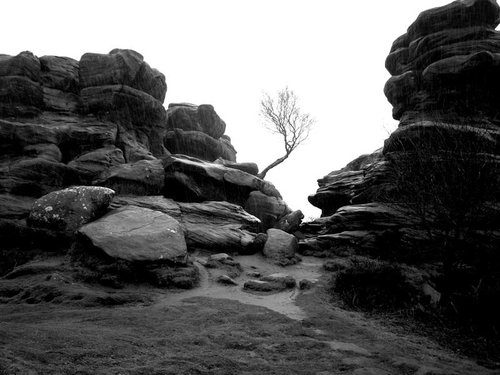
[2, 0, 452, 218]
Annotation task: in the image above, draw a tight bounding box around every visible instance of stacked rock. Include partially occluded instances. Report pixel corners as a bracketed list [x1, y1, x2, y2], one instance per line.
[0, 48, 300, 272]
[165, 103, 236, 162]
[305, 0, 500, 257]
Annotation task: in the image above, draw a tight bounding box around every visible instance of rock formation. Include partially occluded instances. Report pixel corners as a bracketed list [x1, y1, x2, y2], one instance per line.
[0, 48, 302, 288]
[305, 0, 500, 258]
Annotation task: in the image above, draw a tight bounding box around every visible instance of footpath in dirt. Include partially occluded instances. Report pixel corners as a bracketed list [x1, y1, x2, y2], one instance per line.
[0, 254, 495, 374]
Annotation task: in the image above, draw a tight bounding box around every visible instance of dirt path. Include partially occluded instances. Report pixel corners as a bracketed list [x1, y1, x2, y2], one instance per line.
[159, 254, 495, 375]
[160, 254, 322, 320]
[0, 254, 496, 374]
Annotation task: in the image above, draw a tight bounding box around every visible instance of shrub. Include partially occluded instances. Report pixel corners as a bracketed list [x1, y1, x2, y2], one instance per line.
[333, 260, 417, 311]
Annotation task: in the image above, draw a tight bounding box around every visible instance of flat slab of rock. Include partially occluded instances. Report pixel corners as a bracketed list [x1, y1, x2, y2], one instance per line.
[78, 205, 187, 263]
[112, 196, 260, 253]
[28, 186, 115, 233]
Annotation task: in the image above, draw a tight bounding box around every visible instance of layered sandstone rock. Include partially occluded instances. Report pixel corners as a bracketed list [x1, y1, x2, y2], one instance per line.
[1, 48, 295, 284]
[306, 0, 500, 257]
[165, 103, 237, 162]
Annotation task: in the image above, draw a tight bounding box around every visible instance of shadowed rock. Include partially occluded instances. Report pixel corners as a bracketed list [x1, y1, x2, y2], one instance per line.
[79, 49, 166, 102]
[167, 103, 226, 139]
[94, 159, 164, 195]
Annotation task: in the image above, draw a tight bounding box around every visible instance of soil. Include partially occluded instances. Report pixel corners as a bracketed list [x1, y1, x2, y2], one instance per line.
[0, 253, 496, 374]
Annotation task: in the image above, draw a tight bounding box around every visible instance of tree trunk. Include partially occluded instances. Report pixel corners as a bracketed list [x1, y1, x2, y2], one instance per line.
[258, 154, 289, 179]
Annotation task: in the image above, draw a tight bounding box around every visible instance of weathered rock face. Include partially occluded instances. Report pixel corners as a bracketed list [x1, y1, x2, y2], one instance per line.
[94, 159, 165, 195]
[165, 128, 236, 162]
[165, 103, 236, 162]
[0, 51, 43, 117]
[112, 196, 261, 254]
[0, 48, 293, 286]
[78, 205, 187, 263]
[163, 155, 287, 219]
[305, 0, 500, 258]
[385, 0, 500, 120]
[262, 229, 299, 265]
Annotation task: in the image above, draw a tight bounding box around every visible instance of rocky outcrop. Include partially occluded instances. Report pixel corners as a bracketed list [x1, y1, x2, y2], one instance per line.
[0, 47, 294, 288]
[305, 0, 500, 259]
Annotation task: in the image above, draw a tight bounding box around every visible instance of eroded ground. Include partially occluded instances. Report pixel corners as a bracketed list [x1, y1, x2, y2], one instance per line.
[0, 255, 495, 374]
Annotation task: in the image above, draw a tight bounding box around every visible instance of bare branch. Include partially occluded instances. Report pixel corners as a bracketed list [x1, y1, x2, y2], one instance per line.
[258, 87, 315, 179]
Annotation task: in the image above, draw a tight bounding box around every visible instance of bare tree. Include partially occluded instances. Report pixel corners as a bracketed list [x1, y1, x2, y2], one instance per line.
[258, 87, 315, 179]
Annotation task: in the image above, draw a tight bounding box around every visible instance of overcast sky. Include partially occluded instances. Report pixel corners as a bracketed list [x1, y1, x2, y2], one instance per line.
[2, 0, 452, 218]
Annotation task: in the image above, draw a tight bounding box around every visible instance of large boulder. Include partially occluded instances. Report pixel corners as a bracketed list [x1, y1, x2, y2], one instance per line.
[165, 128, 236, 162]
[275, 210, 304, 233]
[111, 196, 260, 254]
[262, 228, 299, 265]
[78, 205, 187, 263]
[166, 103, 226, 139]
[28, 186, 115, 233]
[244, 191, 290, 230]
[163, 155, 282, 207]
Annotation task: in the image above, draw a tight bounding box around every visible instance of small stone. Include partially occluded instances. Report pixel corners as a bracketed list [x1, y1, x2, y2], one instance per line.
[299, 279, 314, 290]
[246, 271, 261, 278]
[216, 275, 238, 286]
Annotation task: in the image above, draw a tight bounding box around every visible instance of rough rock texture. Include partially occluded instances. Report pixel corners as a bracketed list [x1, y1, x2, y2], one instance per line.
[245, 191, 291, 230]
[243, 273, 296, 293]
[165, 103, 237, 162]
[0, 48, 292, 285]
[94, 159, 165, 195]
[165, 128, 236, 162]
[275, 210, 304, 233]
[214, 158, 259, 175]
[28, 186, 115, 233]
[262, 229, 299, 265]
[305, 0, 500, 258]
[112, 196, 260, 254]
[163, 155, 288, 229]
[78, 206, 187, 263]
[167, 103, 226, 139]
